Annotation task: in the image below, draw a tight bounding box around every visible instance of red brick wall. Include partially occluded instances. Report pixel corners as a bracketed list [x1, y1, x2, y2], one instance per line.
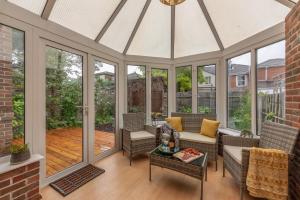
[0, 162, 42, 200]
[0, 25, 13, 156]
[286, 3, 300, 128]
[285, 2, 300, 199]
[257, 66, 285, 81]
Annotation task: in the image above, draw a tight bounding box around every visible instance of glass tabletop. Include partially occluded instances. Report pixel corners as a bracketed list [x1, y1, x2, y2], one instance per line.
[150, 146, 207, 167]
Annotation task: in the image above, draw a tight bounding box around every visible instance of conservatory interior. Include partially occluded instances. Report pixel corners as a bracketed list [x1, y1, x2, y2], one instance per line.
[0, 0, 300, 200]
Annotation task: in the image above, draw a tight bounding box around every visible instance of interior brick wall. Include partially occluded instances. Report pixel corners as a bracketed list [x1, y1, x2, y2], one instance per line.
[0, 161, 42, 200]
[0, 25, 13, 156]
[285, 2, 300, 199]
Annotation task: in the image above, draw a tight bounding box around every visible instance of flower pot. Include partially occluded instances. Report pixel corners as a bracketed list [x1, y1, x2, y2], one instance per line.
[10, 149, 31, 165]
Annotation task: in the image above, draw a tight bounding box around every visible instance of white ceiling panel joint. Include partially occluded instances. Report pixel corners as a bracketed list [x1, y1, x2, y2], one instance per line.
[274, 0, 296, 8]
[197, 0, 224, 50]
[95, 0, 128, 42]
[171, 5, 175, 59]
[123, 0, 152, 54]
[41, 0, 56, 20]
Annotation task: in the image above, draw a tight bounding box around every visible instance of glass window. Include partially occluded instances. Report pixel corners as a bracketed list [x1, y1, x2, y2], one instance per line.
[127, 65, 146, 113]
[256, 40, 285, 133]
[237, 75, 247, 87]
[151, 68, 168, 120]
[176, 66, 192, 113]
[45, 46, 83, 177]
[94, 61, 116, 156]
[227, 53, 251, 131]
[198, 65, 216, 115]
[0, 25, 25, 157]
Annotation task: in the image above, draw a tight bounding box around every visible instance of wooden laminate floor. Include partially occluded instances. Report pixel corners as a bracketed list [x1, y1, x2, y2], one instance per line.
[41, 152, 257, 200]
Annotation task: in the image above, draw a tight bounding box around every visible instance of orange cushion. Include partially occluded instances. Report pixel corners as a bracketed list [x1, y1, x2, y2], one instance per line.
[165, 117, 183, 132]
[200, 119, 220, 138]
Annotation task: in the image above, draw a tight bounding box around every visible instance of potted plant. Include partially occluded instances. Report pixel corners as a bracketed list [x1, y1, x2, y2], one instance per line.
[240, 129, 253, 138]
[10, 143, 31, 165]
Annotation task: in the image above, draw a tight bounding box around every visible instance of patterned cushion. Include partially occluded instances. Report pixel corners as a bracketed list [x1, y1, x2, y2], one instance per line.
[131, 131, 155, 141]
[224, 145, 251, 164]
[179, 132, 216, 144]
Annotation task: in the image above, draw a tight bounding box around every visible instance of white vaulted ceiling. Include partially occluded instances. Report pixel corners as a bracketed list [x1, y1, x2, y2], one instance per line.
[7, 0, 294, 58]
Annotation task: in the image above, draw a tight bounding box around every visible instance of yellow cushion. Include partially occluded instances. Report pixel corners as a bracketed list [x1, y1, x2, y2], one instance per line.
[200, 119, 220, 138]
[165, 117, 183, 132]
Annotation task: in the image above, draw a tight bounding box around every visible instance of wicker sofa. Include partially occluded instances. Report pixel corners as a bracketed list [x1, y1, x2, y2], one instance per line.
[223, 121, 299, 200]
[171, 112, 218, 170]
[123, 113, 157, 165]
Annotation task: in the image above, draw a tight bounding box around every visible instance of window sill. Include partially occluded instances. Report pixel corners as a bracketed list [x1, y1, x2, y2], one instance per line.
[218, 128, 241, 136]
[0, 154, 44, 174]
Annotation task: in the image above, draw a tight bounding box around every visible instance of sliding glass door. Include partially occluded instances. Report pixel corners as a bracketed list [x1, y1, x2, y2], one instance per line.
[45, 45, 87, 177]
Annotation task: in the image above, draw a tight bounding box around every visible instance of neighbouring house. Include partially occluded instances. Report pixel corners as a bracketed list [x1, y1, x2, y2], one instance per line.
[96, 71, 115, 82]
[228, 58, 285, 92]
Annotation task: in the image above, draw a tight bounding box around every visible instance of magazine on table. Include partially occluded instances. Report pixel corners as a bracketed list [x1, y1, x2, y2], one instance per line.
[173, 148, 204, 163]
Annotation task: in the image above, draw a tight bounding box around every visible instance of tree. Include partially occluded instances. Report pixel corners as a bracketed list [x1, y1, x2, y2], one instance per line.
[176, 67, 192, 92]
[233, 91, 251, 131]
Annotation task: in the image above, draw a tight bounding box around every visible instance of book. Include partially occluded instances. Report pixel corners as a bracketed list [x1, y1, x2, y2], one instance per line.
[173, 148, 204, 163]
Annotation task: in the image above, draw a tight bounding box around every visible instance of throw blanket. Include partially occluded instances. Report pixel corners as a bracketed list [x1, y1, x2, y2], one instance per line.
[246, 147, 288, 200]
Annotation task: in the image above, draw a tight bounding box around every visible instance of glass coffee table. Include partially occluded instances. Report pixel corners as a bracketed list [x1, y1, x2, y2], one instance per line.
[149, 147, 208, 200]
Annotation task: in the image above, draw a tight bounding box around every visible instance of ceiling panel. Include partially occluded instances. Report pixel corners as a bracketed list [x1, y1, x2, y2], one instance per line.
[8, 0, 47, 15]
[174, 0, 219, 58]
[100, 0, 147, 53]
[204, 0, 290, 48]
[127, 0, 171, 58]
[49, 0, 121, 40]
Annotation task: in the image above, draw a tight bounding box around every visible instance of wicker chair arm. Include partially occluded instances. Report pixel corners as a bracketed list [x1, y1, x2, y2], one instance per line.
[123, 129, 131, 140]
[223, 136, 259, 147]
[144, 125, 157, 135]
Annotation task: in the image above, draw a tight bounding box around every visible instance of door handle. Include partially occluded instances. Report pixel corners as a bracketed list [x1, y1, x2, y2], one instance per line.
[76, 105, 89, 115]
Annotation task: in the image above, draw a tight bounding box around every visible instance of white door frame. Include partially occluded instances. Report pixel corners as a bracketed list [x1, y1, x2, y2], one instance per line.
[38, 39, 89, 186]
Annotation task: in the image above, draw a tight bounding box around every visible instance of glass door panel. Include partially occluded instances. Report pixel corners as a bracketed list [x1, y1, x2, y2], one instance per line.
[45, 46, 84, 177]
[94, 61, 116, 156]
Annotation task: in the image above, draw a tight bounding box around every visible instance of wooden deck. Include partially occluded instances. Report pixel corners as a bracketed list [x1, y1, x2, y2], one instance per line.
[46, 127, 115, 177]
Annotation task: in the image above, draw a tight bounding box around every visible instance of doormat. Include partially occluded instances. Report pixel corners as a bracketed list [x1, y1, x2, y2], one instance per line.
[50, 164, 105, 196]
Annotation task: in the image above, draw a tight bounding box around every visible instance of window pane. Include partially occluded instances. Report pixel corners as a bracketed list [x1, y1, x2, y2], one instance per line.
[94, 61, 115, 156]
[151, 68, 168, 120]
[256, 41, 285, 133]
[45, 46, 83, 177]
[198, 65, 216, 115]
[227, 53, 251, 131]
[176, 66, 192, 113]
[127, 65, 146, 113]
[0, 25, 25, 157]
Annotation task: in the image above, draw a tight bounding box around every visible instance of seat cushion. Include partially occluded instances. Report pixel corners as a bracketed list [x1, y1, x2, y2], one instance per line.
[179, 132, 216, 144]
[200, 119, 220, 138]
[165, 117, 183, 132]
[131, 131, 155, 141]
[223, 145, 251, 164]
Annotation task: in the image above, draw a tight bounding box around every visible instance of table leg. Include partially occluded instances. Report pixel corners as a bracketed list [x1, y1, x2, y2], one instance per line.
[200, 180, 203, 200]
[149, 163, 152, 181]
[205, 165, 208, 181]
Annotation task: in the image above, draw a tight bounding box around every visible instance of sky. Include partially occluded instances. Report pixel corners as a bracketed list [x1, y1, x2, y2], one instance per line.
[231, 40, 285, 65]
[95, 61, 115, 73]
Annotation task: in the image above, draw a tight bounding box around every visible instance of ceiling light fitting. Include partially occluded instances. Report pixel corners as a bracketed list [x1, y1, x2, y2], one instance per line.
[160, 0, 186, 6]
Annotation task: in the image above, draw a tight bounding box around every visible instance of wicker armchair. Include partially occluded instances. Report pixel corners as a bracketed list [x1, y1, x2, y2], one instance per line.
[222, 121, 299, 200]
[171, 112, 219, 170]
[123, 113, 156, 165]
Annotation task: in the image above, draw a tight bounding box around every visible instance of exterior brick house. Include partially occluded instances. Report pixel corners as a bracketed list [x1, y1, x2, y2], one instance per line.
[228, 59, 285, 93]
